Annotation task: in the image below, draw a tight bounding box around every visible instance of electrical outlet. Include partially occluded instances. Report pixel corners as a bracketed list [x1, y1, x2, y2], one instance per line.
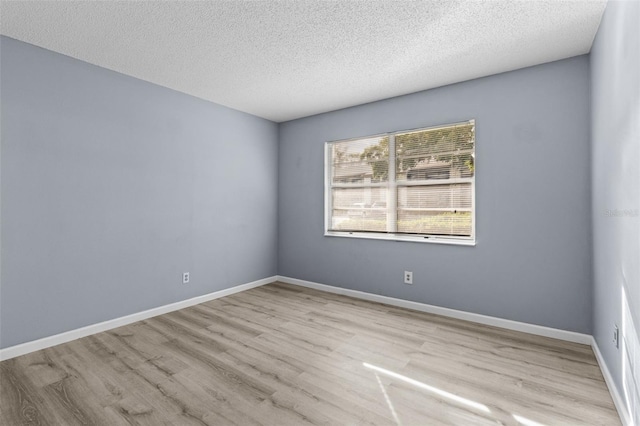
[183, 272, 190, 285]
[613, 325, 619, 348]
[404, 271, 413, 285]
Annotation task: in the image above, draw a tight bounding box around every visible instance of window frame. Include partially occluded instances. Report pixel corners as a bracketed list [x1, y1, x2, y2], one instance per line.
[324, 120, 476, 246]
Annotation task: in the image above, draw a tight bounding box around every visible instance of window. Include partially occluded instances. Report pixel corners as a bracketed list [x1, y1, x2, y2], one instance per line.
[325, 120, 475, 244]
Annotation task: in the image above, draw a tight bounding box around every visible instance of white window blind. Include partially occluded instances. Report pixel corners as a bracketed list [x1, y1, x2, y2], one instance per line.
[326, 120, 475, 243]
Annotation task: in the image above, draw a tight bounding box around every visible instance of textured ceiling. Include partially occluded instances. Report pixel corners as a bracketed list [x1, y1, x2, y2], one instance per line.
[0, 0, 606, 122]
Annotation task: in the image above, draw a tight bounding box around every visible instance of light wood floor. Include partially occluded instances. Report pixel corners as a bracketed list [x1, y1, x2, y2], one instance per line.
[1, 282, 620, 425]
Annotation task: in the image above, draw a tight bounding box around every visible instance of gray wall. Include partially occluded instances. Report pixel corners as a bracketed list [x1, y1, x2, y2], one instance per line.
[0, 37, 279, 348]
[278, 56, 592, 334]
[591, 0, 640, 414]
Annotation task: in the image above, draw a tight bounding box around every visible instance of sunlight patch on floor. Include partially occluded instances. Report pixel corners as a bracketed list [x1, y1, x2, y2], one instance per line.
[362, 362, 490, 414]
[513, 413, 546, 426]
[373, 372, 403, 426]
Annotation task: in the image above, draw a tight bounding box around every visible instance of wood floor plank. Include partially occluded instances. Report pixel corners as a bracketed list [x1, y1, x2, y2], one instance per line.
[0, 281, 620, 425]
[0, 360, 56, 426]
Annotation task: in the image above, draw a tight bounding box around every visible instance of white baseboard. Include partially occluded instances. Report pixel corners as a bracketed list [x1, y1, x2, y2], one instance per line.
[277, 276, 630, 423]
[592, 338, 632, 426]
[0, 276, 276, 361]
[1, 274, 627, 425]
[276, 275, 593, 345]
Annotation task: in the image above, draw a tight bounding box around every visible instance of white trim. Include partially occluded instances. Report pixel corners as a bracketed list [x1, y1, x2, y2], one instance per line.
[325, 119, 475, 145]
[324, 141, 332, 233]
[388, 133, 397, 233]
[276, 275, 591, 345]
[0, 273, 626, 425]
[325, 119, 476, 244]
[592, 337, 633, 426]
[276, 277, 628, 422]
[324, 230, 476, 245]
[0, 276, 276, 361]
[471, 119, 476, 243]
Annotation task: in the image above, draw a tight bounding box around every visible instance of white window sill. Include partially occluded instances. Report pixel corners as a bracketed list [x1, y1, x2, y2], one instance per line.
[324, 231, 476, 246]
